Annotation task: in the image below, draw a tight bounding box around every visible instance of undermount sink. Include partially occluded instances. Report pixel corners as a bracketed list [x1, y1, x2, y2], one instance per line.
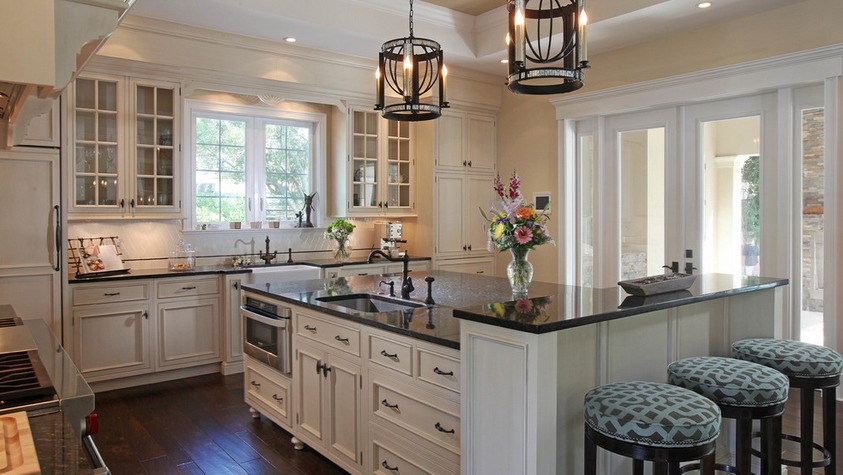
[316, 294, 425, 313]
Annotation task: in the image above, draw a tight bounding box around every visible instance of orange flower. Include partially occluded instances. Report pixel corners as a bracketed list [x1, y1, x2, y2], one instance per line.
[516, 207, 533, 219]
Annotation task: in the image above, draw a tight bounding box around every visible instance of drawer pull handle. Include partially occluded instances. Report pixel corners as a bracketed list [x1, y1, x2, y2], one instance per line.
[380, 350, 398, 359]
[181, 286, 197, 290]
[381, 399, 399, 410]
[250, 380, 260, 388]
[435, 422, 455, 434]
[272, 394, 283, 402]
[433, 367, 454, 376]
[381, 460, 400, 472]
[104, 292, 121, 296]
[304, 325, 317, 332]
[335, 335, 349, 344]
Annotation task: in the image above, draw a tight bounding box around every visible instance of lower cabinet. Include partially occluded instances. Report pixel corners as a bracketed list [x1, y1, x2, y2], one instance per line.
[73, 300, 152, 382]
[222, 274, 245, 373]
[157, 296, 220, 368]
[245, 355, 291, 429]
[435, 257, 495, 276]
[294, 337, 363, 474]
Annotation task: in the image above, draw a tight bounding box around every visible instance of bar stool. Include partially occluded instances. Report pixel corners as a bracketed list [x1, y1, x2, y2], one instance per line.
[584, 381, 721, 474]
[668, 356, 789, 474]
[732, 338, 843, 475]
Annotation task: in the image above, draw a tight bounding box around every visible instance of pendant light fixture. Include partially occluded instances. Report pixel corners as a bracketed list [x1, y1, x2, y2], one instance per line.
[507, 0, 589, 95]
[375, 0, 449, 121]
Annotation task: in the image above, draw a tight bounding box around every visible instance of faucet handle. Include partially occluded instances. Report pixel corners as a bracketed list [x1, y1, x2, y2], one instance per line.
[424, 276, 435, 305]
[380, 280, 396, 297]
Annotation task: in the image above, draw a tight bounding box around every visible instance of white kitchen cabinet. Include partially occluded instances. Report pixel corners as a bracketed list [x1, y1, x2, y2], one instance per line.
[222, 274, 245, 374]
[71, 281, 153, 382]
[294, 337, 362, 474]
[323, 260, 430, 279]
[67, 73, 181, 219]
[435, 110, 496, 172]
[434, 257, 495, 276]
[332, 107, 415, 217]
[434, 173, 495, 259]
[245, 355, 291, 429]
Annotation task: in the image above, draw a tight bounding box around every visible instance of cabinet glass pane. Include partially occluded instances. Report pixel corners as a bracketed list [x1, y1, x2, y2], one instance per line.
[399, 140, 409, 160]
[137, 177, 154, 205]
[388, 120, 397, 136]
[99, 113, 117, 142]
[353, 184, 377, 207]
[353, 111, 366, 134]
[353, 137, 365, 158]
[76, 79, 95, 109]
[137, 117, 155, 145]
[137, 147, 155, 175]
[158, 89, 174, 116]
[156, 178, 173, 206]
[399, 121, 410, 138]
[98, 177, 118, 205]
[75, 111, 95, 141]
[137, 86, 155, 115]
[75, 176, 95, 205]
[158, 149, 173, 176]
[365, 112, 378, 134]
[388, 139, 397, 160]
[99, 146, 118, 174]
[76, 144, 96, 173]
[157, 118, 173, 146]
[366, 136, 377, 158]
[388, 185, 410, 207]
[98, 81, 117, 111]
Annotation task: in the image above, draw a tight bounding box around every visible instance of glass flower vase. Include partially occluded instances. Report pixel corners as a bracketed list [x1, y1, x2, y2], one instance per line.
[334, 239, 352, 263]
[507, 247, 533, 296]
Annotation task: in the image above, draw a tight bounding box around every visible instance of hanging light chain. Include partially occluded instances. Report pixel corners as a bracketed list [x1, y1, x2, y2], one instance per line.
[409, 0, 415, 37]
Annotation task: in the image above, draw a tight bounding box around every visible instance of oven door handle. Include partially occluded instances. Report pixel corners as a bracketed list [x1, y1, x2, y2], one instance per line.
[83, 435, 110, 474]
[240, 306, 290, 328]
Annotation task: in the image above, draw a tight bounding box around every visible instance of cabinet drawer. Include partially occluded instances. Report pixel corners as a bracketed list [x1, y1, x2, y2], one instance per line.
[369, 422, 458, 475]
[417, 348, 460, 394]
[157, 278, 219, 299]
[296, 312, 361, 357]
[245, 359, 291, 428]
[72, 283, 149, 305]
[372, 379, 460, 454]
[369, 334, 412, 377]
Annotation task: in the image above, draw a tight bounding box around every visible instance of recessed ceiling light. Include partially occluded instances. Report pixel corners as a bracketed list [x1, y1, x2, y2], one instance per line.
[284, 37, 297, 43]
[697, 2, 712, 8]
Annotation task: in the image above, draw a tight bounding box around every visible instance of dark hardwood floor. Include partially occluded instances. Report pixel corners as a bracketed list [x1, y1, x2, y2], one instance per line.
[92, 373, 842, 474]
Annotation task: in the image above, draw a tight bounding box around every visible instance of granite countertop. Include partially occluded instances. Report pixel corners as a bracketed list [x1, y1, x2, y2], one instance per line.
[243, 272, 788, 348]
[68, 256, 432, 283]
[29, 411, 95, 474]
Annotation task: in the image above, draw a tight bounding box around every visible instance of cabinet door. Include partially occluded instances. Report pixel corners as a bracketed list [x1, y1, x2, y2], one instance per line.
[157, 297, 220, 368]
[224, 276, 244, 367]
[384, 120, 413, 214]
[73, 302, 152, 381]
[296, 342, 326, 444]
[349, 109, 381, 213]
[466, 175, 495, 255]
[466, 115, 496, 171]
[435, 113, 464, 170]
[336, 264, 385, 277]
[69, 74, 125, 214]
[435, 258, 495, 276]
[326, 354, 362, 467]
[434, 175, 466, 256]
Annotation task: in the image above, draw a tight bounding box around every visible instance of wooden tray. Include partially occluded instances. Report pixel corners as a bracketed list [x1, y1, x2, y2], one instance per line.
[0, 411, 40, 474]
[618, 273, 697, 296]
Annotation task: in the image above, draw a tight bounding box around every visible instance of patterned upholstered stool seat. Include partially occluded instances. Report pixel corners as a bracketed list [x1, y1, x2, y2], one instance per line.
[732, 339, 843, 475]
[668, 356, 789, 474]
[584, 381, 721, 474]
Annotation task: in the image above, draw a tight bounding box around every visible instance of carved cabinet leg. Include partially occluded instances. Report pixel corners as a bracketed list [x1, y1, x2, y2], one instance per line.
[249, 407, 261, 419]
[291, 436, 304, 450]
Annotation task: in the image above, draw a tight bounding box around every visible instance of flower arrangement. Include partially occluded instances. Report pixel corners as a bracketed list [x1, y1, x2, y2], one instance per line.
[325, 218, 355, 262]
[482, 171, 553, 252]
[488, 296, 553, 323]
[481, 171, 553, 294]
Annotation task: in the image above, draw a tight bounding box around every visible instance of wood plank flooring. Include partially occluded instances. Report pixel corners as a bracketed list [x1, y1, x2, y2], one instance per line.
[92, 373, 841, 474]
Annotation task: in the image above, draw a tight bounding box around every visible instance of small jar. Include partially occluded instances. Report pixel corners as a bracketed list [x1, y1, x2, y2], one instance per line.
[169, 240, 195, 271]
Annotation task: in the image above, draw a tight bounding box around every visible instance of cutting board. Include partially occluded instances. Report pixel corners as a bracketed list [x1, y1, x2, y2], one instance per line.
[0, 412, 40, 474]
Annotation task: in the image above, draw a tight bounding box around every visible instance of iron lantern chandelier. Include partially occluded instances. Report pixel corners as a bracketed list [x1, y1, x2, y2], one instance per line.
[375, 0, 449, 121]
[507, 0, 589, 95]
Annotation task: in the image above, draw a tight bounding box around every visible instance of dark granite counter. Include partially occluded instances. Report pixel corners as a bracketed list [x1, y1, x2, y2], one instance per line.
[29, 411, 95, 474]
[243, 272, 788, 348]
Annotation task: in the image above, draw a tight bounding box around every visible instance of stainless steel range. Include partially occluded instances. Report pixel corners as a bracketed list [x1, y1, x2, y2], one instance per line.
[0, 305, 106, 473]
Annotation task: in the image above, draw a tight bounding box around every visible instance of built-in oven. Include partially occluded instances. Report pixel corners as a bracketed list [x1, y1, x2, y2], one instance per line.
[241, 296, 292, 374]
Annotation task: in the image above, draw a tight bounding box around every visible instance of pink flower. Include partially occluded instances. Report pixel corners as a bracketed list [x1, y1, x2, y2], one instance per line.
[514, 227, 533, 244]
[515, 299, 533, 313]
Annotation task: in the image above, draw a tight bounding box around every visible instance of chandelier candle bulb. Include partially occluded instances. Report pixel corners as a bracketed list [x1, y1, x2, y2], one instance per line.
[514, 0, 526, 64]
[375, 68, 381, 105]
[441, 64, 448, 103]
[579, 9, 588, 63]
[403, 41, 413, 101]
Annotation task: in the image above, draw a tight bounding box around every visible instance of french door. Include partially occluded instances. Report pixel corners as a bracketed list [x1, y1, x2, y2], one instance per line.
[579, 94, 778, 288]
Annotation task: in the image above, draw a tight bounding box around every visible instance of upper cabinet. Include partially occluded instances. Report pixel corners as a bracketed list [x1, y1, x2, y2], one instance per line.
[435, 110, 496, 172]
[330, 106, 415, 217]
[68, 73, 181, 219]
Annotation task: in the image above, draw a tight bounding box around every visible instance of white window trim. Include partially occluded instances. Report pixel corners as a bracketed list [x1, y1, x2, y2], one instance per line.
[183, 99, 327, 231]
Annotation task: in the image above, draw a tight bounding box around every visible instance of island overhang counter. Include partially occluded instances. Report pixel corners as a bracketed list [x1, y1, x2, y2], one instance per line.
[452, 273, 787, 475]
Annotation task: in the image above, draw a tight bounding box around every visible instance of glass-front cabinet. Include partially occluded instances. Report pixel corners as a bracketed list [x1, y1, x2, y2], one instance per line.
[69, 73, 180, 218]
[346, 107, 414, 216]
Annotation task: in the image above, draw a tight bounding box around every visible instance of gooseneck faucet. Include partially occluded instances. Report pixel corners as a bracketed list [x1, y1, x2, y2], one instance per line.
[368, 250, 414, 299]
[259, 236, 277, 264]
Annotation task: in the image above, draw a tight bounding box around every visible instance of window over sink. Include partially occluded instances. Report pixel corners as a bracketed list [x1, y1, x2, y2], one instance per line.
[186, 100, 326, 229]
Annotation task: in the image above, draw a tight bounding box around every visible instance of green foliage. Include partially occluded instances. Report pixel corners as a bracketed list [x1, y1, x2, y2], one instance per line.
[741, 155, 760, 243]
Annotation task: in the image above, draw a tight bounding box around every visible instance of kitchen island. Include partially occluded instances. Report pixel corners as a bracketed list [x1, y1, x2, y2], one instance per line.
[244, 271, 786, 475]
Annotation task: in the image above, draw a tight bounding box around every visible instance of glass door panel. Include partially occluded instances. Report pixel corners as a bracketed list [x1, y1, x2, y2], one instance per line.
[73, 77, 120, 207]
[135, 83, 176, 209]
[351, 110, 380, 209]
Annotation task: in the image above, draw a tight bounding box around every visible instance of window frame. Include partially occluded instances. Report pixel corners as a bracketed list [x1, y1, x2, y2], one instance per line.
[184, 99, 327, 230]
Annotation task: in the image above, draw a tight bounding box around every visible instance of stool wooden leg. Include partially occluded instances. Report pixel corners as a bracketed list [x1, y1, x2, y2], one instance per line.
[700, 451, 716, 475]
[823, 387, 836, 475]
[652, 460, 666, 474]
[736, 416, 752, 474]
[633, 459, 644, 475]
[584, 428, 597, 475]
[801, 388, 816, 475]
[762, 416, 783, 475]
